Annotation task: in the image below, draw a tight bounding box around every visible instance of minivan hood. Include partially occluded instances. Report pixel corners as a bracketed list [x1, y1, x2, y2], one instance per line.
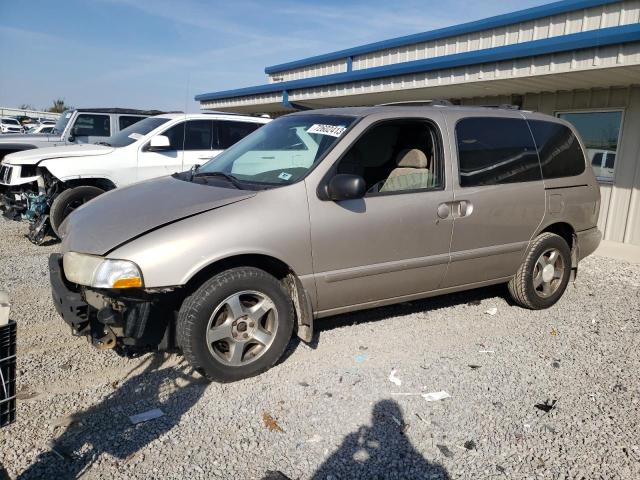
[3, 144, 114, 166]
[62, 175, 256, 256]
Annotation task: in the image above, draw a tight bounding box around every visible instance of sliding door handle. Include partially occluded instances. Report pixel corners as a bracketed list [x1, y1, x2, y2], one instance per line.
[457, 200, 473, 217]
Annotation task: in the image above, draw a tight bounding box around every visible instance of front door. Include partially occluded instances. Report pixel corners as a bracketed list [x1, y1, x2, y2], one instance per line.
[137, 120, 217, 181]
[442, 114, 546, 288]
[307, 117, 454, 314]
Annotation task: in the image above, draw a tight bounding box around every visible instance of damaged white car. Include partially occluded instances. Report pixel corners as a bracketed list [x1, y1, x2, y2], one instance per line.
[0, 113, 269, 244]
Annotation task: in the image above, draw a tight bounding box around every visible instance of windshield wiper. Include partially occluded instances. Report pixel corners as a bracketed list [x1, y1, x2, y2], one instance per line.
[194, 171, 243, 189]
[94, 141, 111, 146]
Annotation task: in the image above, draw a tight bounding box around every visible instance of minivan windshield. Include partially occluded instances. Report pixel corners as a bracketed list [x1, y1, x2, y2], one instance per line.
[196, 114, 355, 186]
[106, 117, 171, 148]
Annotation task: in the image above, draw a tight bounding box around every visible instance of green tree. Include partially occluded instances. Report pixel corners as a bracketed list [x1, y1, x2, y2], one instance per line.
[48, 98, 72, 113]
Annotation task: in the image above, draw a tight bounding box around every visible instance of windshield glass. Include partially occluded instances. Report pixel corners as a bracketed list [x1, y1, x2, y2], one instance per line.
[197, 114, 355, 186]
[2, 118, 19, 126]
[107, 117, 171, 148]
[53, 111, 73, 135]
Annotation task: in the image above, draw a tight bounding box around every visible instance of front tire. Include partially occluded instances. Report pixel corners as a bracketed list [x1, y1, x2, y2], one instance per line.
[50, 186, 104, 238]
[508, 232, 572, 309]
[177, 267, 294, 382]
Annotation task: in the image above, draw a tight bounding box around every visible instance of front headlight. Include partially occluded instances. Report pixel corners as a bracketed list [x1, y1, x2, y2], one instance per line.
[63, 252, 144, 289]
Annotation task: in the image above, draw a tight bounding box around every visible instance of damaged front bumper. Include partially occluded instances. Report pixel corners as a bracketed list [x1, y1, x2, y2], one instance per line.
[0, 190, 27, 221]
[48, 254, 176, 356]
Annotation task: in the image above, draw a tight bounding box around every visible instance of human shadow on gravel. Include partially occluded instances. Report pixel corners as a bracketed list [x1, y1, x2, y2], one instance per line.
[312, 399, 449, 480]
[18, 354, 208, 480]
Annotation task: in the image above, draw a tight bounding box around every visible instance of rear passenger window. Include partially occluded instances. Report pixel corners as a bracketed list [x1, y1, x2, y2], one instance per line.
[217, 121, 261, 149]
[456, 117, 541, 187]
[528, 120, 585, 179]
[74, 114, 111, 137]
[162, 120, 214, 150]
[119, 116, 145, 130]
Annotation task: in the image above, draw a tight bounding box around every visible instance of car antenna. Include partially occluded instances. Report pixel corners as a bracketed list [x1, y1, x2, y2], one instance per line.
[181, 73, 191, 173]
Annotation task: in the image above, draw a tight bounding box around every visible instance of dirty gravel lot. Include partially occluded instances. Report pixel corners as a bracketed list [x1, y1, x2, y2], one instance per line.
[0, 215, 639, 480]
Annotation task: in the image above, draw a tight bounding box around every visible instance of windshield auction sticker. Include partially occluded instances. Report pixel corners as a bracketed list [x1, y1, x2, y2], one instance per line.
[307, 124, 347, 137]
[128, 133, 143, 140]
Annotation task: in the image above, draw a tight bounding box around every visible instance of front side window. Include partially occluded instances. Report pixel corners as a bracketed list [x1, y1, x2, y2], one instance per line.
[336, 119, 442, 194]
[528, 120, 586, 180]
[183, 120, 213, 150]
[557, 111, 622, 182]
[456, 117, 541, 187]
[161, 120, 215, 151]
[197, 114, 355, 186]
[74, 114, 111, 137]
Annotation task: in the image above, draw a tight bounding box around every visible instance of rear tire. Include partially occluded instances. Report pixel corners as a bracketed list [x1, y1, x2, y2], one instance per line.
[177, 267, 294, 382]
[49, 186, 104, 238]
[508, 232, 572, 309]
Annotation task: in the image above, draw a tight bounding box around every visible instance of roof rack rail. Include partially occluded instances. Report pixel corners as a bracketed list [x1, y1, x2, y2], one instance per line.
[476, 104, 520, 110]
[375, 99, 453, 107]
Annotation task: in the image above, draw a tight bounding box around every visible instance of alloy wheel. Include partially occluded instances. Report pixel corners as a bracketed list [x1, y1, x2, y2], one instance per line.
[206, 290, 278, 366]
[532, 248, 565, 298]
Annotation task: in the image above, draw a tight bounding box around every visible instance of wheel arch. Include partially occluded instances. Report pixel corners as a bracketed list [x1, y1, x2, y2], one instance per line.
[184, 253, 314, 342]
[537, 221, 578, 272]
[62, 177, 117, 191]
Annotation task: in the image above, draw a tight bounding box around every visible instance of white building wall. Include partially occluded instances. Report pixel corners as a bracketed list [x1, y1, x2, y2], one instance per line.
[266, 0, 640, 82]
[268, 60, 347, 83]
[288, 42, 640, 102]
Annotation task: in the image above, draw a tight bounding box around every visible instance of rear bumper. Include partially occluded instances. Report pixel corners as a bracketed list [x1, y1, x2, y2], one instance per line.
[577, 227, 602, 261]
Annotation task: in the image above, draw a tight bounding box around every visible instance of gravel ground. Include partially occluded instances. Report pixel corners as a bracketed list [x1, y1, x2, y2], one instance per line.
[0, 215, 639, 480]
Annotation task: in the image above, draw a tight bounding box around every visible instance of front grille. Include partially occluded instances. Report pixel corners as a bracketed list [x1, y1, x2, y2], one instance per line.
[0, 165, 12, 184]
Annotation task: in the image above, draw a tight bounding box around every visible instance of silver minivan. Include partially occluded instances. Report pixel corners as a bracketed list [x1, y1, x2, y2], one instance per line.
[49, 105, 602, 382]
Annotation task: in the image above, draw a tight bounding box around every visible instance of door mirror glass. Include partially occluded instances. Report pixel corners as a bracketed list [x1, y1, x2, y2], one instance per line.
[326, 174, 366, 201]
[148, 134, 171, 151]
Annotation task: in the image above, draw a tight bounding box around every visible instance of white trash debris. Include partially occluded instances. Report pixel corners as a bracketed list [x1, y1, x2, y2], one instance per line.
[479, 350, 495, 354]
[388, 369, 402, 386]
[129, 408, 165, 425]
[422, 391, 451, 402]
[0, 291, 10, 326]
[484, 307, 498, 316]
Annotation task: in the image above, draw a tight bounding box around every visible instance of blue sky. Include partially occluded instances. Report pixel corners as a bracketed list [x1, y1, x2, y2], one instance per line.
[1, 0, 549, 112]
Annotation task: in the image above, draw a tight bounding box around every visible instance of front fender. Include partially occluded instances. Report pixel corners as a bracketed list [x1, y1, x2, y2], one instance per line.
[39, 159, 118, 186]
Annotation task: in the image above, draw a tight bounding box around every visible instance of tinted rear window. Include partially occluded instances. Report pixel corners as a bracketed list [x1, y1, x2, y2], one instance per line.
[528, 120, 585, 179]
[456, 117, 541, 187]
[217, 121, 262, 149]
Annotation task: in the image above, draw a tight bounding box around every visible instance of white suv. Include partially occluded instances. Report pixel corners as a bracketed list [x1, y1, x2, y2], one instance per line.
[0, 113, 270, 243]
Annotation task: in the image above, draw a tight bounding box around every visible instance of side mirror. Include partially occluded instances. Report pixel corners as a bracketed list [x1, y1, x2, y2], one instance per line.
[147, 135, 171, 152]
[67, 125, 79, 142]
[325, 174, 366, 201]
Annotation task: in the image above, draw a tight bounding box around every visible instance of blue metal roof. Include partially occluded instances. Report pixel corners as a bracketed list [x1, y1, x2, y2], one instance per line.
[264, 0, 621, 74]
[195, 23, 640, 103]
